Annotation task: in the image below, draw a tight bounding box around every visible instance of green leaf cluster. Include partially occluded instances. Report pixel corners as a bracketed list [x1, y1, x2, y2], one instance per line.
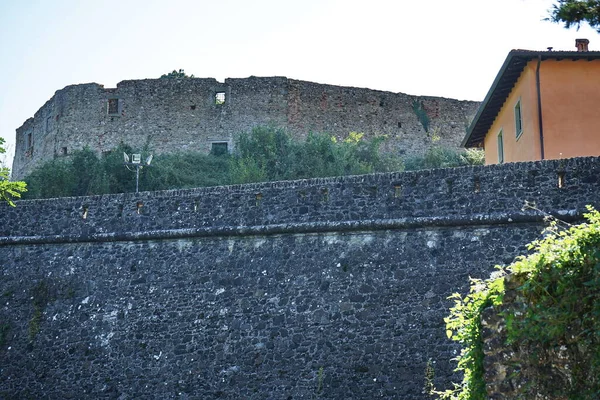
[439, 207, 600, 399]
[22, 125, 481, 199]
[0, 137, 27, 206]
[404, 147, 483, 171]
[22, 127, 404, 198]
[159, 69, 195, 79]
[548, 0, 600, 32]
[230, 127, 401, 184]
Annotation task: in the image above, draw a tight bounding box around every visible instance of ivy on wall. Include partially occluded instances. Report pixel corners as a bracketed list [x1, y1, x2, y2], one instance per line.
[437, 206, 600, 399]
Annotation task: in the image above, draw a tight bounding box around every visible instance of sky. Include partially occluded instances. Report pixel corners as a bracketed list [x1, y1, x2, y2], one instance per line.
[0, 0, 598, 167]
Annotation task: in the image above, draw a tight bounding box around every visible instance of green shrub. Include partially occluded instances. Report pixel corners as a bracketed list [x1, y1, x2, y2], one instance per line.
[440, 207, 600, 399]
[403, 147, 483, 171]
[22, 126, 478, 199]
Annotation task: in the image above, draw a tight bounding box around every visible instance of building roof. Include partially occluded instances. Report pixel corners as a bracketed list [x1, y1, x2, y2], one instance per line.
[462, 50, 600, 148]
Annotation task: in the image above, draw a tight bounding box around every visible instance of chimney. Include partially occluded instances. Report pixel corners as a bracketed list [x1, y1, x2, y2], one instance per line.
[576, 38, 589, 52]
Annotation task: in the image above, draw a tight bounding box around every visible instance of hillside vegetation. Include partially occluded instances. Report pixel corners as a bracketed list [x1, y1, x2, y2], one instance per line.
[22, 126, 482, 199]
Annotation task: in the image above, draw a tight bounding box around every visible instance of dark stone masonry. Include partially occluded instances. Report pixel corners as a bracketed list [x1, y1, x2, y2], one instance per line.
[1, 157, 599, 399]
[12, 76, 479, 180]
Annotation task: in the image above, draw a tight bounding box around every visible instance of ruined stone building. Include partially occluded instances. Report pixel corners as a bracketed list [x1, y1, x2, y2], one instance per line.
[12, 76, 479, 179]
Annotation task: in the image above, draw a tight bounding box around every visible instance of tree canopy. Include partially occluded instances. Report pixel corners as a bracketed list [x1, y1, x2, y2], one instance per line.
[159, 69, 195, 79]
[0, 137, 27, 206]
[548, 0, 600, 32]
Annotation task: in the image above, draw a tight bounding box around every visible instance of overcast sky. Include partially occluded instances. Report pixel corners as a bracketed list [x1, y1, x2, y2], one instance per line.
[1, 0, 597, 167]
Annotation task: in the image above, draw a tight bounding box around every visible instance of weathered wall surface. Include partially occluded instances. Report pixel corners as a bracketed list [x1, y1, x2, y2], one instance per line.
[12, 77, 479, 179]
[1, 157, 599, 399]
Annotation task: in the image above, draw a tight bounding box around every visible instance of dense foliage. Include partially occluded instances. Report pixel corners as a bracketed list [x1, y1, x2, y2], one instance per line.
[439, 208, 600, 399]
[404, 147, 484, 171]
[548, 0, 600, 31]
[159, 69, 195, 79]
[0, 137, 27, 206]
[22, 126, 482, 199]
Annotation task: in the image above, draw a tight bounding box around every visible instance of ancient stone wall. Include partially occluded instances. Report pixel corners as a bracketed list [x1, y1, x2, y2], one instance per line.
[12, 77, 479, 179]
[1, 157, 599, 399]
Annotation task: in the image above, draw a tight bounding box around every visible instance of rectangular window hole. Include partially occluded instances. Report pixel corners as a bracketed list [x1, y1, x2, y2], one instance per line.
[393, 185, 402, 198]
[321, 188, 329, 202]
[194, 200, 199, 212]
[528, 170, 538, 187]
[398, 122, 402, 128]
[211, 142, 229, 156]
[136, 201, 144, 215]
[474, 176, 481, 193]
[61, 147, 68, 156]
[81, 204, 89, 220]
[108, 98, 119, 115]
[190, 105, 196, 110]
[255, 193, 263, 206]
[215, 92, 226, 105]
[446, 179, 454, 194]
[558, 171, 566, 188]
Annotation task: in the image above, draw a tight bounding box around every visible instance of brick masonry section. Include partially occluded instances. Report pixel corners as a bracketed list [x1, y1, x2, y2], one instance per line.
[11, 76, 479, 179]
[0, 157, 599, 399]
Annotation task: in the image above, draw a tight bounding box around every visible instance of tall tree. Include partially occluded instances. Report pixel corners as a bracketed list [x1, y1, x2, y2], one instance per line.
[0, 138, 27, 206]
[548, 0, 600, 32]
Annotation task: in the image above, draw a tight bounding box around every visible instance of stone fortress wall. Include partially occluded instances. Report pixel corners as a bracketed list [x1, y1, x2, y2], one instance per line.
[12, 76, 479, 179]
[1, 157, 599, 399]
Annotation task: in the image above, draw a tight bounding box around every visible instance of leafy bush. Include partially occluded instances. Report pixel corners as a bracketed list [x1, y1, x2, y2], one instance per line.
[22, 126, 476, 199]
[440, 207, 600, 399]
[0, 137, 27, 206]
[404, 147, 484, 171]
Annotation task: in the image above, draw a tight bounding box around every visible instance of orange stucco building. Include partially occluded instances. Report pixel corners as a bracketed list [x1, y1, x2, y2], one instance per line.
[462, 39, 600, 164]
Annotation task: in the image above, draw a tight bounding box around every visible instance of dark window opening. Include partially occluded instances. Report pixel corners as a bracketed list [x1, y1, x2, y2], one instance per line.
[211, 142, 229, 156]
[190, 105, 196, 110]
[108, 98, 119, 115]
[215, 92, 226, 105]
[61, 147, 68, 155]
[25, 132, 33, 155]
[398, 122, 402, 128]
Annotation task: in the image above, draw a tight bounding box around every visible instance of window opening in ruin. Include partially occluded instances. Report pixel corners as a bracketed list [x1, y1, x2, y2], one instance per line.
[215, 92, 226, 105]
[528, 170, 538, 187]
[61, 147, 68, 156]
[474, 176, 481, 193]
[321, 188, 329, 202]
[25, 132, 33, 154]
[255, 193, 263, 206]
[107, 98, 120, 115]
[398, 122, 402, 128]
[446, 179, 454, 194]
[210, 142, 229, 156]
[394, 185, 402, 198]
[82, 204, 89, 220]
[136, 201, 144, 215]
[190, 105, 196, 110]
